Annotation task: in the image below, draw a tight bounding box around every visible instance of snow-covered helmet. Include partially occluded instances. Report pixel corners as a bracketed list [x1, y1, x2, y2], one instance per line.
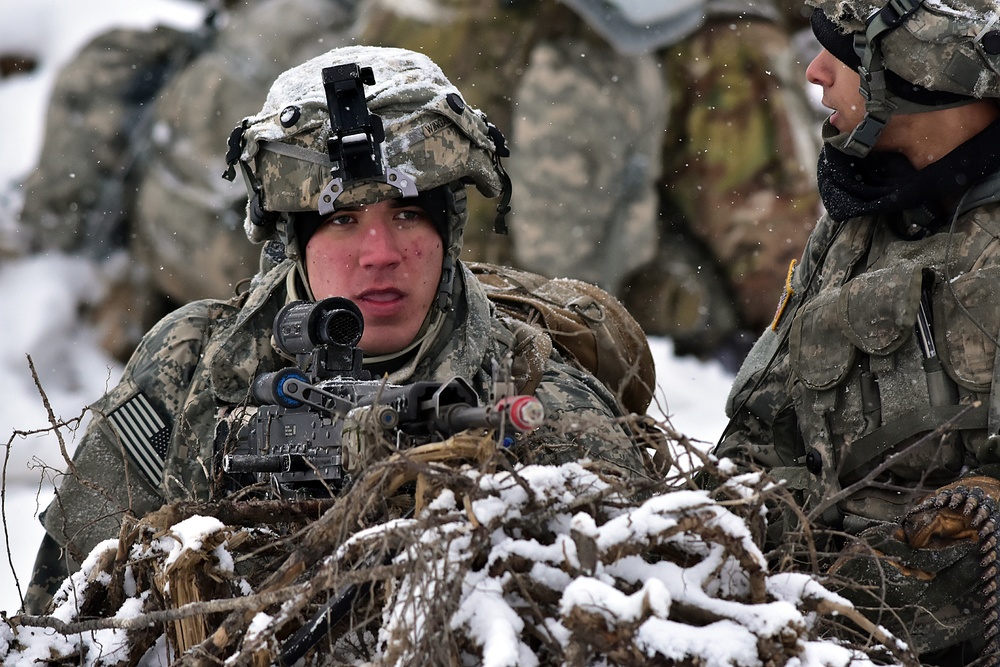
[808, 0, 1000, 156]
[223, 45, 511, 307]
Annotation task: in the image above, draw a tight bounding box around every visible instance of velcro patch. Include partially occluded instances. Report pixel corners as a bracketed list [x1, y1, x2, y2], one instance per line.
[107, 392, 171, 487]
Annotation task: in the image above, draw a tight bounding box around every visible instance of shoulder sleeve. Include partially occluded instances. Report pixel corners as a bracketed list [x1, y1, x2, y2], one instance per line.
[41, 300, 219, 563]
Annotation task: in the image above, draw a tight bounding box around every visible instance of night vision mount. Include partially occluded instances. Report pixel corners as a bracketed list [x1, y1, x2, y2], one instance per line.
[317, 63, 418, 216]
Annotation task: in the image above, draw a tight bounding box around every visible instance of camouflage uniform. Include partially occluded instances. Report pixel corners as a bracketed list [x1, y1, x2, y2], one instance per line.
[24, 45, 652, 615]
[713, 0, 1000, 657]
[716, 171, 1000, 658]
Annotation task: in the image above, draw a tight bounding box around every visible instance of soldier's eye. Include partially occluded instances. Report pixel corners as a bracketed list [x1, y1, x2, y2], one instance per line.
[395, 208, 428, 224]
[324, 213, 355, 226]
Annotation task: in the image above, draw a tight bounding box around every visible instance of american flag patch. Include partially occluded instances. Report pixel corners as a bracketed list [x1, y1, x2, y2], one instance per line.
[107, 393, 171, 486]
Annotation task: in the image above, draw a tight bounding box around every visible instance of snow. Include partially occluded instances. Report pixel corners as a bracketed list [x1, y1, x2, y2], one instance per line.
[0, 0, 772, 662]
[159, 515, 227, 569]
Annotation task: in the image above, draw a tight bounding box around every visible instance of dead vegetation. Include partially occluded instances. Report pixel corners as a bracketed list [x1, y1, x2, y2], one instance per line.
[1, 414, 919, 667]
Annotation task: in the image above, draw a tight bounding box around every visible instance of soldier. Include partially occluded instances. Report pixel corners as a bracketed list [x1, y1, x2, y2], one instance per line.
[713, 0, 1000, 660]
[23, 45, 655, 615]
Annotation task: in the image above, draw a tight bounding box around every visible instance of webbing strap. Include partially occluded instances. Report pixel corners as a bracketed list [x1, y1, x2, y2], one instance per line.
[260, 140, 332, 167]
[839, 403, 988, 480]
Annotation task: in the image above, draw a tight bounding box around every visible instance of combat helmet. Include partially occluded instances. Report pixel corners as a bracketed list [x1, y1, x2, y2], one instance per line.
[223, 45, 512, 310]
[808, 0, 1000, 156]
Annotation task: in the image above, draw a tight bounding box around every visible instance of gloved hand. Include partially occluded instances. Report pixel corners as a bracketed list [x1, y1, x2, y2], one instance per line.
[901, 475, 1000, 549]
[827, 520, 980, 655]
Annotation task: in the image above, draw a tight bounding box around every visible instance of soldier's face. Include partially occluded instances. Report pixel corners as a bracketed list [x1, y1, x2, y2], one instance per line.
[806, 48, 866, 134]
[305, 198, 443, 355]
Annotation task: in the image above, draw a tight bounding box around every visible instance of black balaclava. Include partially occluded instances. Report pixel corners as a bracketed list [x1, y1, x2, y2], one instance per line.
[817, 119, 1000, 225]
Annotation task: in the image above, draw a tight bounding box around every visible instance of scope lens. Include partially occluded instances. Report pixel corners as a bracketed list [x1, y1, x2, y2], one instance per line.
[319, 307, 363, 347]
[272, 298, 364, 355]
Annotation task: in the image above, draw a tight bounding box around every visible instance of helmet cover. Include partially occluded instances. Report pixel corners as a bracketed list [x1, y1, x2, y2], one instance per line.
[234, 45, 505, 247]
[809, 0, 1000, 99]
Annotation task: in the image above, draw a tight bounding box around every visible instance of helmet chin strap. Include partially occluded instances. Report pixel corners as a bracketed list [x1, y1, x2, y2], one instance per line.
[841, 0, 926, 157]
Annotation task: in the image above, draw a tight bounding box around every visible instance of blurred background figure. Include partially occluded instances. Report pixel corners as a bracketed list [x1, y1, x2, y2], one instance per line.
[504, 0, 822, 368]
[10, 0, 362, 359]
[9, 0, 821, 371]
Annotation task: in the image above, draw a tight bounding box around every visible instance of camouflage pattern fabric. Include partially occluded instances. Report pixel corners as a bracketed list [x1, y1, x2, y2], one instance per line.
[239, 46, 503, 224]
[719, 200, 1000, 526]
[506, 34, 664, 295]
[13, 25, 204, 359]
[828, 522, 984, 656]
[27, 258, 652, 614]
[714, 164, 1000, 654]
[653, 16, 821, 337]
[133, 0, 360, 304]
[17, 26, 194, 255]
[807, 0, 1000, 99]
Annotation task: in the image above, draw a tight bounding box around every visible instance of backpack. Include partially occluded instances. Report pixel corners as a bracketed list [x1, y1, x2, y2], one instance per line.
[467, 262, 656, 415]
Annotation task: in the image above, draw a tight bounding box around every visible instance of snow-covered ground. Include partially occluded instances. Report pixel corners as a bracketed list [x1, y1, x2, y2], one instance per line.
[0, 0, 736, 615]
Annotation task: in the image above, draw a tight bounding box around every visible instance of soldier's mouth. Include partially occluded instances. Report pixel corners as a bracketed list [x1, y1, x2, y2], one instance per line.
[358, 288, 404, 300]
[356, 289, 406, 313]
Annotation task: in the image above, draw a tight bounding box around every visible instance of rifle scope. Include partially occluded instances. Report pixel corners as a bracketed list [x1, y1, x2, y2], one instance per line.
[273, 297, 364, 357]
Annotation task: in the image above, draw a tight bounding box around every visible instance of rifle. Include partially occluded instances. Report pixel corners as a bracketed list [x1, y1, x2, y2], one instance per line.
[221, 296, 544, 499]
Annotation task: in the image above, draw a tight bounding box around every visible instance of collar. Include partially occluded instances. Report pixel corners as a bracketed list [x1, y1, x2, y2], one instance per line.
[817, 117, 1000, 226]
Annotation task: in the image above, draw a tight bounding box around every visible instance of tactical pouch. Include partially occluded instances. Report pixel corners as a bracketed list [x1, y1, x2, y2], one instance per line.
[468, 262, 655, 414]
[788, 288, 855, 390]
[787, 262, 970, 492]
[934, 265, 1000, 392]
[839, 262, 923, 356]
[789, 262, 922, 390]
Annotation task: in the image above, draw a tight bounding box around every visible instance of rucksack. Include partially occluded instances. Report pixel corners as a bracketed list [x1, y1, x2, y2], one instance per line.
[467, 262, 656, 415]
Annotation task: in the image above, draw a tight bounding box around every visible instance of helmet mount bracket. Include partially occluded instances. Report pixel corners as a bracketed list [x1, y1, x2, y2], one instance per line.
[319, 63, 417, 215]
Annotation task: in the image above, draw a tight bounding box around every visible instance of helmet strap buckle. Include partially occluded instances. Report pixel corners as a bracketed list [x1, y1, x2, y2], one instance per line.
[842, 112, 890, 157]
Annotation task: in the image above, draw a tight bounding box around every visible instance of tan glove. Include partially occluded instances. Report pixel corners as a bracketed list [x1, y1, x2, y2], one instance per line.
[901, 475, 1000, 549]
